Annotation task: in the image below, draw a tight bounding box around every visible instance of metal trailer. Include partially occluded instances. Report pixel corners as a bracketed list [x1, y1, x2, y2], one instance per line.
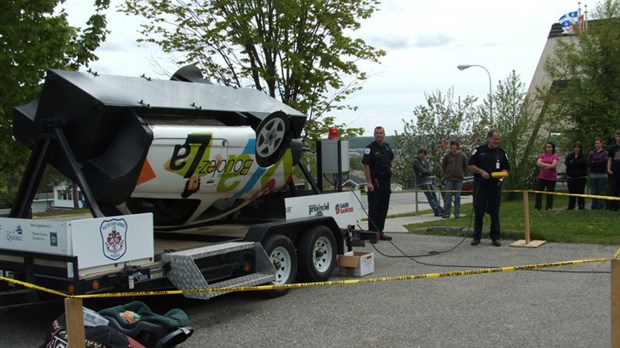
[0, 67, 373, 306]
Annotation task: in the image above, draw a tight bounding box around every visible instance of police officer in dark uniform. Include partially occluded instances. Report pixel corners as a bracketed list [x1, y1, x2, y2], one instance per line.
[468, 129, 510, 247]
[362, 126, 394, 240]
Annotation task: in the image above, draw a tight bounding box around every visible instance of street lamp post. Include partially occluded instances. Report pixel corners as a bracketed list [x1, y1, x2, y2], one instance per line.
[457, 64, 493, 122]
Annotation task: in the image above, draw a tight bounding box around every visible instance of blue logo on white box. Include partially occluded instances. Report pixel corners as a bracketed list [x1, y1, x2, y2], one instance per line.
[6, 225, 24, 242]
[50, 232, 58, 247]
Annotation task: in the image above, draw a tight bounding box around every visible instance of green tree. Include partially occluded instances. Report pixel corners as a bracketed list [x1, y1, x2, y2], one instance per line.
[0, 0, 110, 207]
[544, 0, 620, 148]
[121, 0, 381, 143]
[493, 70, 542, 196]
[393, 88, 480, 189]
[394, 71, 541, 197]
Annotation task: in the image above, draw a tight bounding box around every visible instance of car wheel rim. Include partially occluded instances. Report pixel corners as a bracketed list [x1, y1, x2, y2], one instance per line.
[270, 246, 293, 285]
[312, 236, 333, 273]
[256, 117, 286, 157]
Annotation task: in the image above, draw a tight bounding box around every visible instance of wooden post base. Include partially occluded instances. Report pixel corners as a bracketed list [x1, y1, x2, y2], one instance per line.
[611, 259, 620, 348]
[510, 239, 546, 248]
[65, 298, 85, 347]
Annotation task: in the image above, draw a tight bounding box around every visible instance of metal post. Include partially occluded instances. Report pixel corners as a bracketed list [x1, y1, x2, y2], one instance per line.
[316, 140, 323, 191]
[336, 140, 342, 192]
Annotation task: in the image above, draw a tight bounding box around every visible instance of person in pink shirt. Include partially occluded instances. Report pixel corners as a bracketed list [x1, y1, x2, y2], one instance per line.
[535, 141, 560, 210]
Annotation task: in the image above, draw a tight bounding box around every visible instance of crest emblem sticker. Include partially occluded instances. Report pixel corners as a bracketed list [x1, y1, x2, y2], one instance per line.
[99, 218, 128, 260]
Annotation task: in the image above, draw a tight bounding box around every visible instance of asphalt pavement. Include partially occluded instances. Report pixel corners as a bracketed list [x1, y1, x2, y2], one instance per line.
[0, 192, 616, 347]
[361, 190, 475, 233]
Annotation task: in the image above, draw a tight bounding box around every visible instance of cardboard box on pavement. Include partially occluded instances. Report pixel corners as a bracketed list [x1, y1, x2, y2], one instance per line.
[337, 251, 374, 277]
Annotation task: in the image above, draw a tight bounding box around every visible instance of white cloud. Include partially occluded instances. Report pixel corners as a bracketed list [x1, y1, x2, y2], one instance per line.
[413, 34, 454, 48]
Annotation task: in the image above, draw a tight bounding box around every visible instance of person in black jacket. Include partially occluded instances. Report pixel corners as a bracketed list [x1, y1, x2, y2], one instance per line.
[588, 138, 608, 210]
[413, 148, 443, 216]
[468, 129, 510, 247]
[565, 141, 588, 210]
[363, 126, 395, 240]
[608, 130, 620, 211]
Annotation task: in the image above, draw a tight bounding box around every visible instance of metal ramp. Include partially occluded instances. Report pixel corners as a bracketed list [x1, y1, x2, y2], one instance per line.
[162, 241, 275, 300]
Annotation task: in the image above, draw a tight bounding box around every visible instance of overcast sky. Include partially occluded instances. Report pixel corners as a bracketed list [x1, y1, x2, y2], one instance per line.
[63, 0, 584, 136]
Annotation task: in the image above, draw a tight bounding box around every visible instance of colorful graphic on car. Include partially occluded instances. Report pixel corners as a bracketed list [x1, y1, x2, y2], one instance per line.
[158, 131, 292, 197]
[129, 125, 294, 227]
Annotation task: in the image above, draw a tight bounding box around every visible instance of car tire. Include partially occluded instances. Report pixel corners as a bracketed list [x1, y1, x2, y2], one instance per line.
[255, 111, 291, 167]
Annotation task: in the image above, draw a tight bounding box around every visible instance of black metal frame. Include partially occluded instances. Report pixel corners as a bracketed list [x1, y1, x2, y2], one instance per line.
[9, 120, 103, 218]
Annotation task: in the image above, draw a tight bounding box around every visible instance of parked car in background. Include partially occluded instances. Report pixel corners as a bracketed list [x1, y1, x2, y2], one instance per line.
[461, 176, 474, 195]
[391, 183, 403, 192]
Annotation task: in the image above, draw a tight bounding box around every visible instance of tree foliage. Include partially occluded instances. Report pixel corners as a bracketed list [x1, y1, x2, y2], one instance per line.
[544, 0, 620, 149]
[492, 70, 541, 195]
[392, 88, 481, 188]
[393, 71, 541, 197]
[121, 0, 381, 142]
[0, 0, 110, 207]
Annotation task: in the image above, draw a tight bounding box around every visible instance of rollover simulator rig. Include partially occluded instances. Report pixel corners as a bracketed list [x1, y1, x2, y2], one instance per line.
[0, 67, 373, 305]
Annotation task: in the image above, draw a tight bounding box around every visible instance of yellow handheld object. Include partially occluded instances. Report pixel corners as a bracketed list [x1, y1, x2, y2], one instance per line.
[491, 171, 509, 179]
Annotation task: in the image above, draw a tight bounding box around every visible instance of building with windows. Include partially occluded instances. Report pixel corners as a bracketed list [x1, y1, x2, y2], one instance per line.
[52, 183, 84, 209]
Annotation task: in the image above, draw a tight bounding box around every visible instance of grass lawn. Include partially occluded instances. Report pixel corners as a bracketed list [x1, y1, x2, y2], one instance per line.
[404, 193, 620, 245]
[33, 209, 91, 217]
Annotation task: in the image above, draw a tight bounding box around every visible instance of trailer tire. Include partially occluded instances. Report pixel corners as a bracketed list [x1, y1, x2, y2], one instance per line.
[262, 234, 297, 297]
[298, 225, 337, 282]
[255, 111, 291, 167]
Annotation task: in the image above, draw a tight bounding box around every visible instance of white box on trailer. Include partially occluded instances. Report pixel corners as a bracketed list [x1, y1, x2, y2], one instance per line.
[0, 213, 154, 277]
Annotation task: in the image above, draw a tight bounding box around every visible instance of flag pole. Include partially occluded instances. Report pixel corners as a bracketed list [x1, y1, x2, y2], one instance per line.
[584, 4, 588, 33]
[578, 2, 583, 32]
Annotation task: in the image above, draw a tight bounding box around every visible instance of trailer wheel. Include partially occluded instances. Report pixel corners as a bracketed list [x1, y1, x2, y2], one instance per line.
[255, 111, 291, 167]
[262, 234, 298, 297]
[298, 225, 337, 282]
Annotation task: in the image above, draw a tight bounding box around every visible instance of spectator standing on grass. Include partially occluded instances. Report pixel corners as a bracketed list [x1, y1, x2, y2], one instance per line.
[607, 130, 620, 211]
[535, 141, 560, 210]
[565, 141, 588, 210]
[589, 138, 608, 210]
[413, 148, 443, 217]
[441, 140, 468, 218]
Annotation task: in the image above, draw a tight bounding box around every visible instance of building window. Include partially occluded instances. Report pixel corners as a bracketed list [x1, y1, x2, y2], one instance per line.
[56, 190, 72, 200]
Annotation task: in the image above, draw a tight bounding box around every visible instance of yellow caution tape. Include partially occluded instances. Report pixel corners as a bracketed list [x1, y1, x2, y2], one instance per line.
[422, 188, 620, 201]
[0, 276, 71, 298]
[0, 257, 609, 299]
[507, 189, 620, 201]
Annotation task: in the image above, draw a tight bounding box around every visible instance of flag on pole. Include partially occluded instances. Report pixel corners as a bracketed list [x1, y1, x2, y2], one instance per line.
[559, 11, 580, 33]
